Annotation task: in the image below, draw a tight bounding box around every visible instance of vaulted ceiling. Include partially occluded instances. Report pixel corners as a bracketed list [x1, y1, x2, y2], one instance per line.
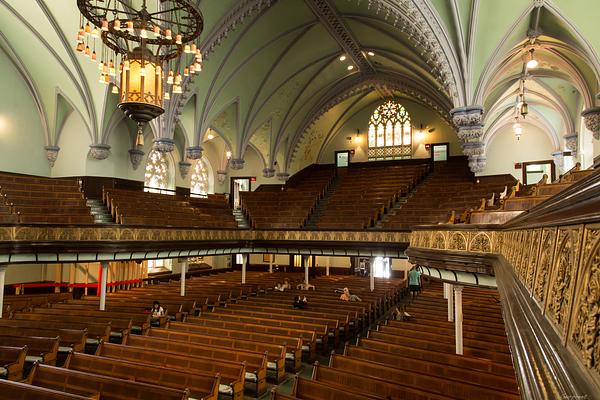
[1, 0, 598, 173]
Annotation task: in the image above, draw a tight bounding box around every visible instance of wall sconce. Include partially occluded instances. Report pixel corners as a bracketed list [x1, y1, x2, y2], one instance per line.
[226, 150, 232, 160]
[207, 128, 215, 141]
[414, 124, 434, 142]
[353, 128, 363, 144]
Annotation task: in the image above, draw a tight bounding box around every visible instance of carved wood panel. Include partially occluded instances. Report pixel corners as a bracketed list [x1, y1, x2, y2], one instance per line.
[525, 228, 543, 292]
[545, 225, 584, 335]
[533, 227, 558, 310]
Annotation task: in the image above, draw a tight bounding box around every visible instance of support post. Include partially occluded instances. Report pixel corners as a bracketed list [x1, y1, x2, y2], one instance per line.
[0, 265, 7, 318]
[269, 255, 273, 273]
[180, 259, 187, 297]
[443, 282, 448, 299]
[99, 262, 109, 311]
[303, 256, 309, 285]
[241, 254, 247, 284]
[326, 257, 330, 276]
[454, 285, 463, 355]
[447, 283, 454, 322]
[369, 260, 375, 292]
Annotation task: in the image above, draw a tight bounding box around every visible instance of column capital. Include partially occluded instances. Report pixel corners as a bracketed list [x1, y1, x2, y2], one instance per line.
[0, 264, 8, 272]
[453, 285, 464, 293]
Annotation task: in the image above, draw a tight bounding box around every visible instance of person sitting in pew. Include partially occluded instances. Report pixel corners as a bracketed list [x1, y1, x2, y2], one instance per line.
[293, 295, 308, 309]
[340, 287, 362, 302]
[296, 282, 315, 291]
[151, 301, 165, 326]
[282, 279, 291, 290]
[274, 282, 285, 292]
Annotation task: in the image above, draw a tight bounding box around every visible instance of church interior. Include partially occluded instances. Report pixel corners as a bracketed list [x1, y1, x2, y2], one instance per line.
[0, 0, 600, 399]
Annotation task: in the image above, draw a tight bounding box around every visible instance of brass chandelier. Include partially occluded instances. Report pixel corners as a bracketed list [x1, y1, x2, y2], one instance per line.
[76, 0, 204, 145]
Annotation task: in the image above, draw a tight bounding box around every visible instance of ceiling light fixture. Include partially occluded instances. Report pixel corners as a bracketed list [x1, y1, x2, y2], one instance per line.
[367, 51, 375, 56]
[76, 0, 204, 147]
[526, 49, 539, 69]
[347, 65, 354, 71]
[339, 55, 347, 61]
[513, 117, 523, 140]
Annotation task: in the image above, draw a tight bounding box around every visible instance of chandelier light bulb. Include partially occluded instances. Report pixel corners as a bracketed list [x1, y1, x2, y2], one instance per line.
[190, 64, 196, 74]
[164, 91, 170, 100]
[165, 29, 172, 40]
[98, 61, 104, 71]
[101, 19, 109, 31]
[174, 73, 182, 85]
[173, 84, 182, 94]
[526, 49, 538, 69]
[195, 50, 202, 61]
[84, 22, 91, 35]
[175, 34, 182, 44]
[78, 26, 85, 40]
[155, 65, 162, 76]
[98, 74, 105, 84]
[140, 28, 147, 39]
[76, 42, 85, 52]
[183, 67, 189, 77]
[113, 19, 121, 31]
[153, 26, 161, 37]
[126, 20, 134, 33]
[167, 71, 174, 85]
[111, 85, 118, 94]
[184, 44, 191, 53]
[91, 51, 97, 62]
[84, 46, 91, 57]
[102, 63, 108, 74]
[91, 28, 99, 38]
[191, 43, 197, 53]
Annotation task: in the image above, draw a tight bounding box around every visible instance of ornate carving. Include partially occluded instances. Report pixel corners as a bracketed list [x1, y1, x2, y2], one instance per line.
[547, 227, 583, 332]
[128, 148, 144, 170]
[178, 161, 192, 179]
[470, 233, 491, 253]
[216, 170, 227, 183]
[89, 144, 111, 160]
[449, 232, 467, 250]
[564, 134, 578, 153]
[185, 146, 203, 160]
[153, 138, 175, 153]
[551, 151, 564, 175]
[230, 158, 245, 170]
[533, 228, 557, 305]
[44, 146, 60, 167]
[570, 227, 600, 371]
[581, 107, 600, 140]
[262, 168, 275, 178]
[276, 172, 290, 182]
[450, 106, 486, 173]
[525, 229, 542, 290]
[432, 232, 446, 249]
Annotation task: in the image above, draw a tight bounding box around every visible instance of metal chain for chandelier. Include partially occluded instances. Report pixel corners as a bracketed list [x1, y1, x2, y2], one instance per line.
[76, 0, 204, 146]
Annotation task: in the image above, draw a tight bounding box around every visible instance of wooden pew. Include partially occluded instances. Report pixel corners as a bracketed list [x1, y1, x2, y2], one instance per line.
[0, 379, 98, 400]
[96, 342, 245, 400]
[27, 363, 189, 400]
[0, 345, 27, 380]
[345, 344, 518, 394]
[328, 354, 519, 399]
[124, 334, 268, 396]
[273, 375, 375, 400]
[185, 316, 318, 361]
[7, 314, 112, 345]
[312, 362, 453, 400]
[64, 352, 219, 400]
[0, 326, 87, 353]
[148, 328, 287, 382]
[0, 335, 59, 365]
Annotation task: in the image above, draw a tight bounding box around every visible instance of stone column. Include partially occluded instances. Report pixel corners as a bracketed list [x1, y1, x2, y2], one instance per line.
[99, 262, 109, 311]
[447, 283, 454, 322]
[552, 151, 565, 176]
[180, 259, 187, 297]
[454, 285, 464, 355]
[564, 133, 578, 157]
[241, 254, 248, 284]
[450, 106, 486, 173]
[443, 282, 448, 299]
[0, 265, 7, 318]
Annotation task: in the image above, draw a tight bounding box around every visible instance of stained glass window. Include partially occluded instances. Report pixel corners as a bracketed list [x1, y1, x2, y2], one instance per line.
[368, 100, 412, 160]
[190, 158, 209, 197]
[144, 149, 171, 194]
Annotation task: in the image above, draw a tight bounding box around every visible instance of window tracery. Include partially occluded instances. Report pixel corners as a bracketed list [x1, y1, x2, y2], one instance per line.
[144, 150, 171, 193]
[368, 100, 412, 160]
[190, 158, 209, 197]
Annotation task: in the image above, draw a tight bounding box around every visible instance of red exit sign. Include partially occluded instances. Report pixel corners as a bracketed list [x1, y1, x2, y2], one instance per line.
[250, 177, 257, 182]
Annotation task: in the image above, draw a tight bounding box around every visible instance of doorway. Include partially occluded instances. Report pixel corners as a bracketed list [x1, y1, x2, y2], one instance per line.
[335, 150, 350, 167]
[230, 177, 251, 209]
[522, 160, 555, 185]
[373, 257, 391, 278]
[430, 143, 449, 162]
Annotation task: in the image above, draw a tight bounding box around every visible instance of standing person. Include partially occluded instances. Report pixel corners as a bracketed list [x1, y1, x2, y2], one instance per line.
[408, 266, 422, 299]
